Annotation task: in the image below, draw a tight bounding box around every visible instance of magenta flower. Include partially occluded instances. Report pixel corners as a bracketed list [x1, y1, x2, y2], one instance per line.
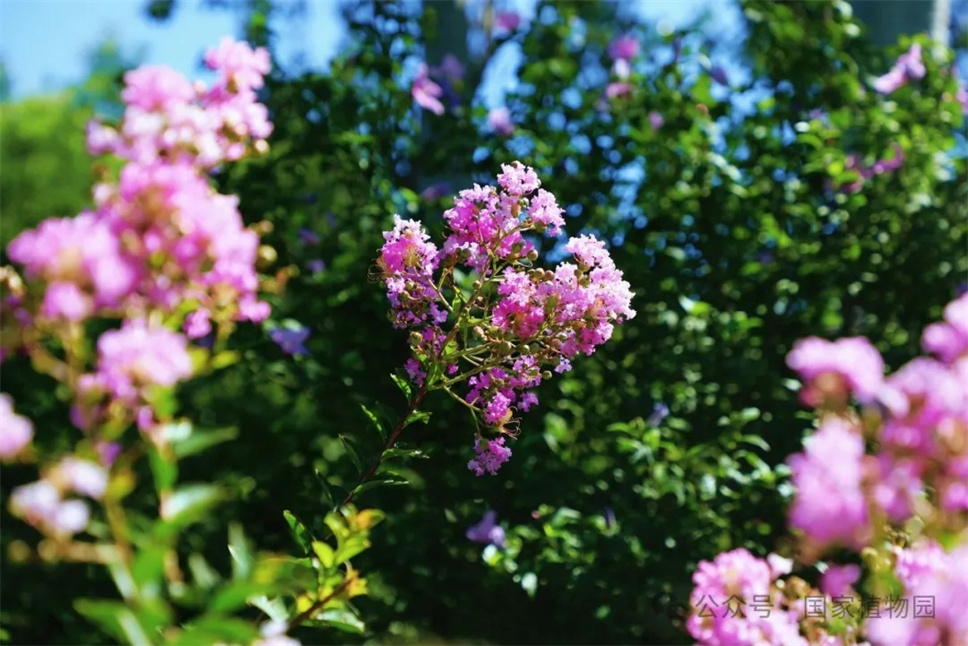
[605, 82, 633, 100]
[608, 35, 639, 62]
[922, 293, 968, 364]
[787, 418, 869, 552]
[487, 106, 514, 137]
[9, 481, 90, 538]
[468, 436, 512, 476]
[87, 320, 194, 409]
[50, 457, 108, 499]
[819, 563, 861, 597]
[494, 10, 521, 33]
[648, 111, 664, 130]
[873, 43, 925, 94]
[466, 510, 506, 547]
[412, 64, 445, 115]
[687, 549, 806, 646]
[0, 394, 33, 460]
[203, 36, 272, 92]
[786, 336, 884, 406]
[183, 309, 212, 340]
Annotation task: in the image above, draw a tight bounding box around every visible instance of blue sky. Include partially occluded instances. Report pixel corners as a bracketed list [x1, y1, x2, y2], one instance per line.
[0, 0, 721, 101]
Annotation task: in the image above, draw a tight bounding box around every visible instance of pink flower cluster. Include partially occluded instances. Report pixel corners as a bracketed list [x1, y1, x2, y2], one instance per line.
[9, 457, 108, 538]
[866, 540, 968, 646]
[785, 293, 968, 557]
[73, 320, 194, 432]
[0, 393, 33, 460]
[5, 37, 272, 335]
[377, 163, 635, 475]
[686, 549, 810, 646]
[834, 146, 905, 194]
[873, 43, 925, 94]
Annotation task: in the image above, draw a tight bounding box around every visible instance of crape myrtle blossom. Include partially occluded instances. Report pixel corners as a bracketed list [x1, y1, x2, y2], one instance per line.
[0, 393, 33, 460]
[873, 43, 926, 94]
[376, 162, 634, 476]
[494, 10, 521, 33]
[488, 106, 514, 137]
[5, 37, 273, 344]
[690, 294, 968, 645]
[72, 320, 194, 433]
[608, 35, 639, 62]
[411, 63, 446, 115]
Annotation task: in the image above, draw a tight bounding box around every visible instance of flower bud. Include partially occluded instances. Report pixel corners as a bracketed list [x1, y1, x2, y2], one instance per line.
[256, 245, 277, 270]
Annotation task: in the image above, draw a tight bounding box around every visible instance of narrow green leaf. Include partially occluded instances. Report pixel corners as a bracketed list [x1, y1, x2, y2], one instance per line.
[351, 474, 410, 498]
[173, 427, 238, 459]
[403, 410, 431, 428]
[359, 404, 386, 440]
[250, 596, 289, 623]
[158, 484, 223, 535]
[283, 510, 313, 554]
[339, 435, 363, 474]
[148, 447, 177, 497]
[381, 446, 429, 461]
[188, 553, 220, 590]
[314, 608, 365, 634]
[389, 373, 411, 399]
[228, 523, 253, 581]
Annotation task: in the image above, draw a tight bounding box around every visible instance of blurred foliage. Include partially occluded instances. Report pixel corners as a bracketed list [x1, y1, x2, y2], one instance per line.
[2, 0, 967, 644]
[0, 38, 139, 249]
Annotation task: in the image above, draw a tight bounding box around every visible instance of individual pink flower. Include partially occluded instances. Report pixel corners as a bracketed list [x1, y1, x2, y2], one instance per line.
[605, 82, 633, 99]
[488, 106, 514, 137]
[9, 481, 91, 537]
[468, 436, 512, 476]
[873, 43, 925, 94]
[786, 336, 884, 406]
[687, 548, 806, 646]
[787, 418, 869, 553]
[88, 320, 194, 406]
[412, 64, 445, 115]
[50, 457, 108, 499]
[819, 563, 861, 597]
[0, 394, 33, 460]
[648, 111, 664, 130]
[608, 35, 639, 62]
[204, 36, 272, 92]
[494, 10, 521, 33]
[922, 293, 968, 364]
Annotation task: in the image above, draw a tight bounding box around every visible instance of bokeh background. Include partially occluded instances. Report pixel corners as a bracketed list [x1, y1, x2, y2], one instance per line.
[1, 1, 967, 644]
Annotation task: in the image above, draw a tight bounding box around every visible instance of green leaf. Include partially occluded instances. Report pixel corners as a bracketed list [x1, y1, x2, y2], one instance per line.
[170, 617, 260, 646]
[75, 599, 160, 646]
[389, 372, 411, 399]
[228, 523, 253, 581]
[210, 350, 241, 370]
[360, 404, 386, 440]
[209, 581, 268, 613]
[283, 510, 313, 554]
[147, 447, 177, 497]
[173, 427, 238, 459]
[334, 534, 371, 564]
[381, 446, 429, 461]
[403, 410, 431, 427]
[188, 553, 220, 590]
[312, 540, 337, 569]
[339, 435, 363, 474]
[351, 474, 410, 498]
[313, 608, 365, 634]
[158, 484, 223, 535]
[131, 545, 167, 599]
[250, 595, 289, 623]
